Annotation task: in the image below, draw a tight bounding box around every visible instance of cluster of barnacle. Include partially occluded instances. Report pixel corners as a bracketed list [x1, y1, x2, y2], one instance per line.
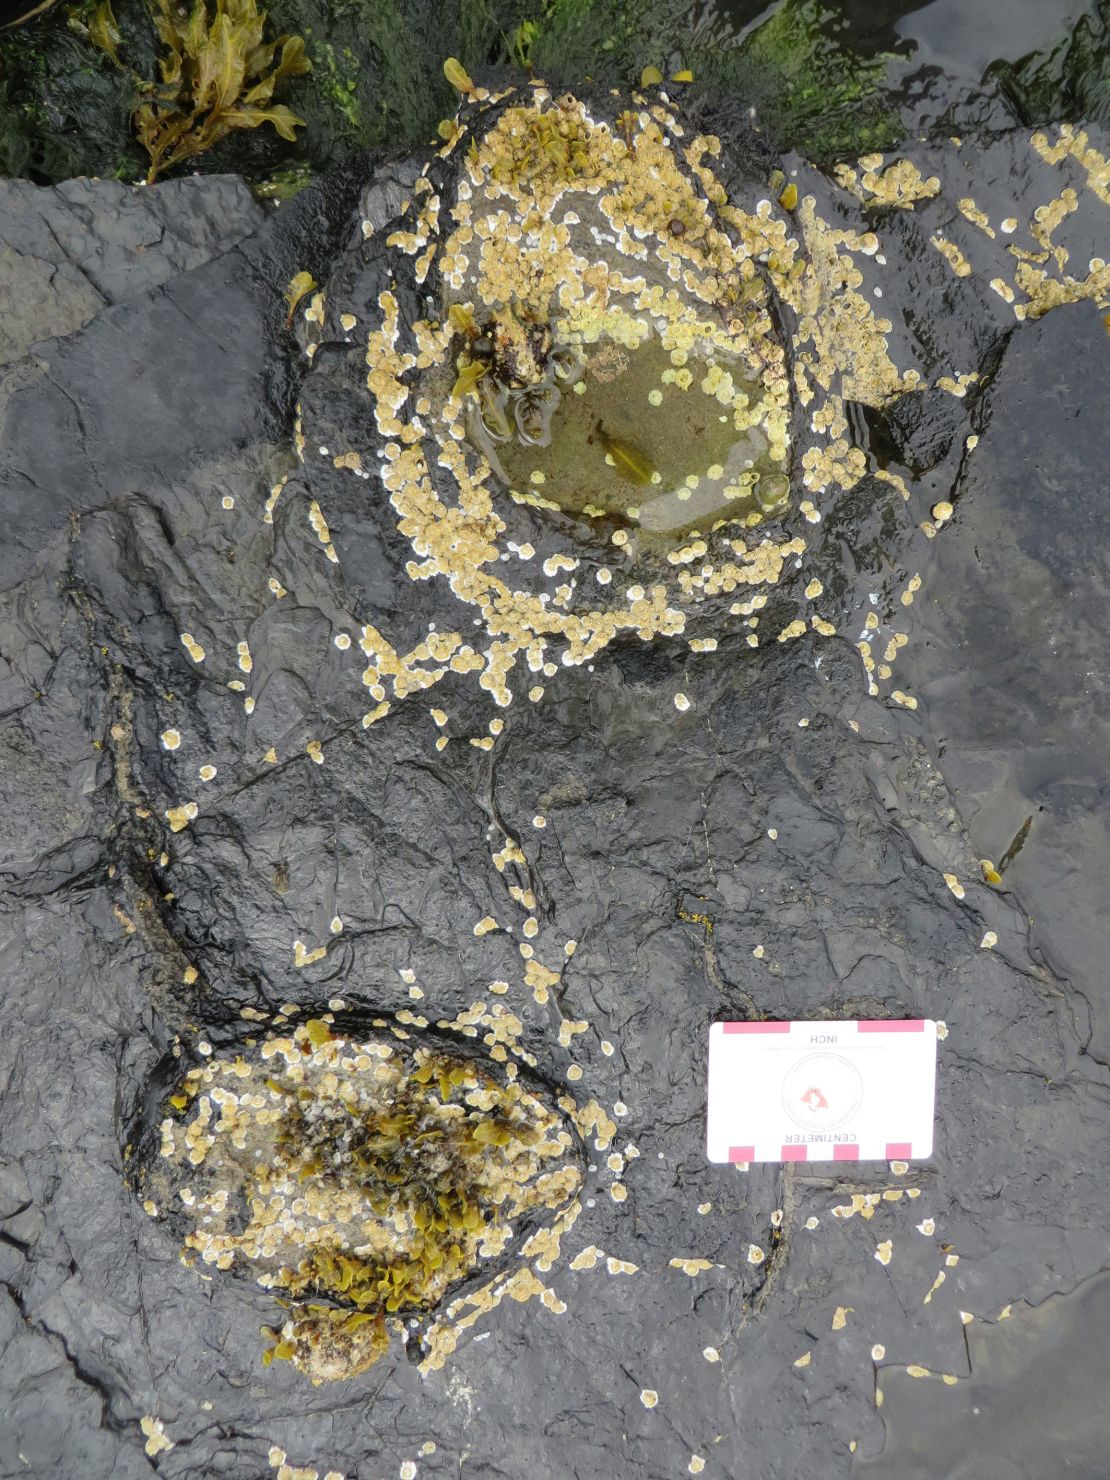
[261, 1303, 392, 1380]
[440, 96, 795, 542]
[449, 301, 584, 468]
[144, 1019, 578, 1378]
[482, 99, 593, 188]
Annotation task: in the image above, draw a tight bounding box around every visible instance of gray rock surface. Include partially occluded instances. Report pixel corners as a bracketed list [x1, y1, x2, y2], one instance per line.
[863, 1271, 1110, 1478]
[898, 302, 1110, 1063]
[1, 111, 1109, 1480]
[0, 168, 355, 593]
[0, 175, 263, 365]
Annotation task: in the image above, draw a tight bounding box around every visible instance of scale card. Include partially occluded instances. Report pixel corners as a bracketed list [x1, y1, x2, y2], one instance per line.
[706, 1019, 937, 1164]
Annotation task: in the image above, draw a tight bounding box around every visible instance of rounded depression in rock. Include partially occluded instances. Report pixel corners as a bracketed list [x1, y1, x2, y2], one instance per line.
[132, 1017, 582, 1380]
[424, 96, 794, 545]
[299, 81, 850, 702]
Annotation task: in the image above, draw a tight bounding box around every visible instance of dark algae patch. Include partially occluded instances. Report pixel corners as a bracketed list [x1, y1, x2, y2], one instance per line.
[686, 0, 905, 160]
[986, 0, 1110, 129]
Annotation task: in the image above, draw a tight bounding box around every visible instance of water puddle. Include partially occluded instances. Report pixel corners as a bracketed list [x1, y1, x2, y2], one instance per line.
[488, 336, 786, 539]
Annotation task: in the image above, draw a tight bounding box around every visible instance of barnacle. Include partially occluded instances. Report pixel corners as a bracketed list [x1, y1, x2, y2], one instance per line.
[420, 91, 795, 545]
[451, 304, 584, 464]
[446, 102, 799, 544]
[135, 1018, 581, 1381]
[305, 77, 980, 707]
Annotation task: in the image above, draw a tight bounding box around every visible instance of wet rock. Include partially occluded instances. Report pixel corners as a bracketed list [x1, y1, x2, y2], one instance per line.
[862, 1271, 1110, 1478]
[1, 91, 1109, 1480]
[0, 175, 264, 365]
[897, 299, 1110, 1064]
[0, 166, 363, 590]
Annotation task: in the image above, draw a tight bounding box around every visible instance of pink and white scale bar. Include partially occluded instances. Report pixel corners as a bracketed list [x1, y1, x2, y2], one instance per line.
[706, 1019, 937, 1164]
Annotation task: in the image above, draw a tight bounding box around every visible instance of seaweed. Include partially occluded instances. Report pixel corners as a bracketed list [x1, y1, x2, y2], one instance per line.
[0, 66, 66, 177]
[0, 0, 916, 185]
[521, 0, 671, 85]
[83, 0, 311, 181]
[237, 0, 496, 166]
[140, 1019, 580, 1380]
[0, 14, 135, 180]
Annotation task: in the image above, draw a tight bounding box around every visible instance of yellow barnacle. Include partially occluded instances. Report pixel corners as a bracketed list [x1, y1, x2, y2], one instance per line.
[447, 303, 477, 336]
[135, 1028, 581, 1383]
[640, 65, 663, 86]
[471, 1118, 511, 1146]
[343, 1312, 380, 1331]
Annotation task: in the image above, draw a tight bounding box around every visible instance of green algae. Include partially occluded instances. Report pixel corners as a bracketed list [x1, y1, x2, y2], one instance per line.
[1, 0, 911, 185]
[515, 0, 676, 87]
[0, 10, 144, 180]
[495, 0, 907, 166]
[687, 0, 905, 162]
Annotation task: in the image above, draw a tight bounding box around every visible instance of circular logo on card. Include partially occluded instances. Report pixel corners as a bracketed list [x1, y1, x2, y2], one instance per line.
[782, 1052, 864, 1132]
